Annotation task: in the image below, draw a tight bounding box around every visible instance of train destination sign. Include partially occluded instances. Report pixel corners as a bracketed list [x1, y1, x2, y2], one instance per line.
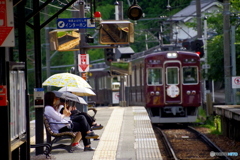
[57, 18, 95, 29]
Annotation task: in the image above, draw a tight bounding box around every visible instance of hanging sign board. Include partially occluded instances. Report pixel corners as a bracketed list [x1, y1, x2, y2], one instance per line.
[78, 54, 89, 72]
[0, 85, 7, 106]
[0, 0, 15, 47]
[57, 18, 95, 29]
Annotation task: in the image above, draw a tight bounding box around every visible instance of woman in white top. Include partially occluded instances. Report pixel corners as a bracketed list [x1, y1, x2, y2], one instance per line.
[44, 91, 98, 151]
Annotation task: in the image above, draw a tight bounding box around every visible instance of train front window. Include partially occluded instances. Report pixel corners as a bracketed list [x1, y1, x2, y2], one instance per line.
[167, 67, 179, 85]
[147, 68, 162, 85]
[183, 67, 198, 84]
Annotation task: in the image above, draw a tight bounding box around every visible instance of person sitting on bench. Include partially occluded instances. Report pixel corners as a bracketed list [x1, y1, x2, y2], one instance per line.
[58, 99, 103, 131]
[44, 91, 98, 151]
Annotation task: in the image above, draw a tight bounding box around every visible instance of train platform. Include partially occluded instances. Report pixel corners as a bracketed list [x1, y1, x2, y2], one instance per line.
[213, 105, 240, 141]
[30, 106, 162, 160]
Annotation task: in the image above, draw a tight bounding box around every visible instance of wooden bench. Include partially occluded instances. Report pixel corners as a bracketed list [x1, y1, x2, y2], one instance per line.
[43, 114, 78, 153]
[42, 106, 97, 154]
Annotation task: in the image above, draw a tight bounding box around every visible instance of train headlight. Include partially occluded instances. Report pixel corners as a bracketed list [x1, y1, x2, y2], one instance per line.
[186, 90, 191, 95]
[191, 90, 196, 95]
[155, 91, 160, 95]
[167, 52, 177, 58]
[150, 91, 155, 96]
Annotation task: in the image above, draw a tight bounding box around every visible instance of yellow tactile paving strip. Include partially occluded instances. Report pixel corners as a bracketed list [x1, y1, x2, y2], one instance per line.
[92, 107, 162, 160]
[92, 107, 124, 160]
[133, 107, 162, 160]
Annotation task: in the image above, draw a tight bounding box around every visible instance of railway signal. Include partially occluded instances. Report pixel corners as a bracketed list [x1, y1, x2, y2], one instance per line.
[104, 48, 115, 66]
[127, 0, 143, 20]
[191, 39, 204, 58]
[182, 41, 191, 50]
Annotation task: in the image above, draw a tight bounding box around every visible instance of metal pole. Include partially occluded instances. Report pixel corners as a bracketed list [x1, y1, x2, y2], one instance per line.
[45, 7, 51, 92]
[44, 6, 52, 144]
[115, 1, 119, 20]
[118, 1, 126, 107]
[204, 17, 208, 104]
[78, 1, 88, 112]
[119, 1, 123, 20]
[72, 6, 78, 75]
[223, 0, 232, 104]
[231, 26, 236, 104]
[145, 33, 148, 50]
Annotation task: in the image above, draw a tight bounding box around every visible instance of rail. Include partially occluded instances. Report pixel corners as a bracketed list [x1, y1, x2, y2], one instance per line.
[154, 126, 178, 160]
[154, 124, 232, 160]
[188, 126, 232, 160]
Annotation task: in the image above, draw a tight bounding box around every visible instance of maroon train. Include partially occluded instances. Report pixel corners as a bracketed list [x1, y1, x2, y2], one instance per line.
[126, 51, 201, 123]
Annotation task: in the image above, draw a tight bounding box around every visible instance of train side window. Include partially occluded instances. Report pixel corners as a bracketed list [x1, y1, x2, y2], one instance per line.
[147, 68, 162, 85]
[167, 67, 179, 85]
[183, 67, 198, 84]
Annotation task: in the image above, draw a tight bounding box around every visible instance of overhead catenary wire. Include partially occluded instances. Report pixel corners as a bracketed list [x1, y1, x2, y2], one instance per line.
[38, 0, 78, 11]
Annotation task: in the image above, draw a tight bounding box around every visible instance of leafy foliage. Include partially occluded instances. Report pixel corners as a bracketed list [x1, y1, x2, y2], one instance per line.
[186, 0, 240, 83]
[206, 35, 224, 81]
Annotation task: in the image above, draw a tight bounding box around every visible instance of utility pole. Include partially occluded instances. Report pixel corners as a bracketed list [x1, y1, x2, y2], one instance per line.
[196, 0, 202, 38]
[223, 0, 231, 104]
[117, 1, 126, 107]
[196, 0, 207, 105]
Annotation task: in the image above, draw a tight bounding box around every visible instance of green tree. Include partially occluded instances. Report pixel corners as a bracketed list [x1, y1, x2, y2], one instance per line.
[206, 1, 240, 82]
[186, 1, 240, 83]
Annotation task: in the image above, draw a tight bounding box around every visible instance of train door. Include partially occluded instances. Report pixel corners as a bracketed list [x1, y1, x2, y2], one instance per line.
[164, 61, 182, 104]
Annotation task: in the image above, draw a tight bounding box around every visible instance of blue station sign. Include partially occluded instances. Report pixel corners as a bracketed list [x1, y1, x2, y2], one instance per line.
[57, 18, 95, 29]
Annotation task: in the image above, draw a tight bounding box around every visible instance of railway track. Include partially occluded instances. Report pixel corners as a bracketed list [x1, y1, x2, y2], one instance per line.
[154, 124, 231, 160]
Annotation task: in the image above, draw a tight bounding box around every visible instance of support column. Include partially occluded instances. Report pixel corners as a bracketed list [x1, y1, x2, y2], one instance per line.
[33, 0, 44, 155]
[18, 0, 30, 158]
[0, 47, 11, 160]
